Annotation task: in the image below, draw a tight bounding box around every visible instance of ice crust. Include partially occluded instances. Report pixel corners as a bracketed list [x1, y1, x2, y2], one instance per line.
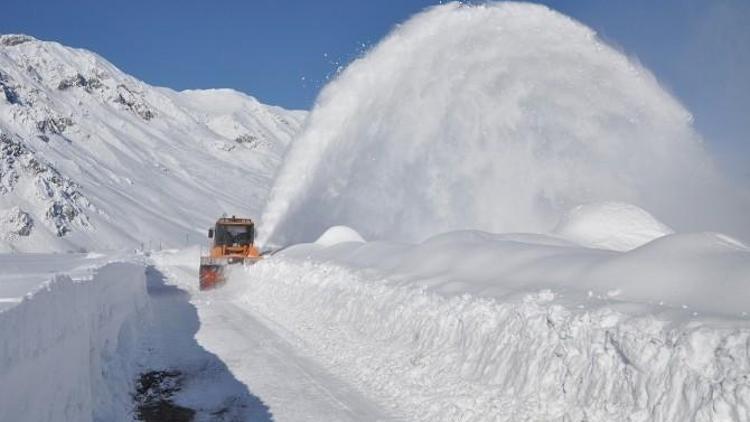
[261, 2, 746, 245]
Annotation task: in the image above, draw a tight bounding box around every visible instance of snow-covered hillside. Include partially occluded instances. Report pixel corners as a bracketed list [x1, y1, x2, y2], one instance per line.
[0, 33, 305, 252]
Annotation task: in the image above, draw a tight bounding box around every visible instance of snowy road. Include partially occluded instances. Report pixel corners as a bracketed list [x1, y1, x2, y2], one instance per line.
[150, 255, 390, 421]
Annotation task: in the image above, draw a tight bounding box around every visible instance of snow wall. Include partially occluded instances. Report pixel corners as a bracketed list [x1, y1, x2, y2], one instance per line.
[239, 236, 750, 421]
[0, 263, 148, 422]
[261, 2, 747, 245]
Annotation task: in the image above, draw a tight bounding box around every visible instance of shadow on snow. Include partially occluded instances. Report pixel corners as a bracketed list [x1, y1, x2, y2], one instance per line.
[141, 266, 273, 422]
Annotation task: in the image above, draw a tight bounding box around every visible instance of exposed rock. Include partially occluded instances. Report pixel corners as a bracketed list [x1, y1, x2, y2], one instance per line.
[234, 133, 269, 150]
[0, 71, 22, 105]
[1, 84, 21, 104]
[36, 116, 74, 135]
[0, 130, 93, 237]
[57, 73, 103, 92]
[1, 207, 33, 237]
[0, 34, 35, 47]
[0, 132, 23, 193]
[114, 84, 155, 120]
[25, 65, 43, 83]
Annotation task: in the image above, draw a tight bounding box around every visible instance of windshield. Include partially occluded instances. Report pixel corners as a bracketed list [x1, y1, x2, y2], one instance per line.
[214, 224, 254, 246]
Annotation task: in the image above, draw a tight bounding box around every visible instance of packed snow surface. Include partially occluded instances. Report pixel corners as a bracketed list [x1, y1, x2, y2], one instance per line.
[237, 230, 750, 421]
[553, 201, 674, 251]
[260, 1, 746, 246]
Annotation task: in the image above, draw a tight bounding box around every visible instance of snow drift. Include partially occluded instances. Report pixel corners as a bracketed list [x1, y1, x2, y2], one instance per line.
[237, 230, 750, 421]
[260, 2, 745, 245]
[0, 262, 148, 421]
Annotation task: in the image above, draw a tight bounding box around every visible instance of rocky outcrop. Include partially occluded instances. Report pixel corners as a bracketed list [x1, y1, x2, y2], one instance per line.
[0, 131, 92, 237]
[1, 206, 33, 238]
[0, 70, 22, 105]
[57, 73, 103, 93]
[0, 34, 35, 47]
[114, 84, 155, 120]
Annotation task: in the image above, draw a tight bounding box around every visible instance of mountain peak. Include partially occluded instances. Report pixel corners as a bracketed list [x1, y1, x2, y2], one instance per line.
[0, 34, 37, 47]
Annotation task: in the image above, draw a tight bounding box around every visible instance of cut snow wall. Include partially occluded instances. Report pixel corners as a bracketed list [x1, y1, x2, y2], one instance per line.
[240, 259, 750, 422]
[0, 262, 148, 422]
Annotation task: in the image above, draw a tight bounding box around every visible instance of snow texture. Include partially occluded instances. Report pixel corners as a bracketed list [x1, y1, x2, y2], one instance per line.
[553, 201, 674, 251]
[0, 34, 305, 253]
[237, 229, 750, 421]
[260, 2, 748, 246]
[0, 261, 148, 421]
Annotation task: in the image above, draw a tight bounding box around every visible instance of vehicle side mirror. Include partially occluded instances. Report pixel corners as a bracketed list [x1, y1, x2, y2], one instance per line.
[208, 229, 214, 238]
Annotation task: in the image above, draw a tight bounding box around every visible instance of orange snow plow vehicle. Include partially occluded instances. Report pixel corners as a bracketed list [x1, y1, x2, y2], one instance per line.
[199, 216, 262, 290]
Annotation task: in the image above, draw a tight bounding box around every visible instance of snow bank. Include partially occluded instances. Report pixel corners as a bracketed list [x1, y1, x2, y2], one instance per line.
[553, 202, 674, 251]
[237, 231, 750, 421]
[261, 2, 746, 245]
[0, 262, 148, 422]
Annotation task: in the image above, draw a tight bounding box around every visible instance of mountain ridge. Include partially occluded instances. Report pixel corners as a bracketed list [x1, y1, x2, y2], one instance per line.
[0, 33, 305, 252]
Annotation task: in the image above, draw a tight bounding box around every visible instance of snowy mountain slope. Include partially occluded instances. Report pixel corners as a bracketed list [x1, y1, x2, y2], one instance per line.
[0, 34, 305, 253]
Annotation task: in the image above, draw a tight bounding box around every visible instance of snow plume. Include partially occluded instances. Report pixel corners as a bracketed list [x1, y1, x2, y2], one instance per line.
[261, 2, 746, 245]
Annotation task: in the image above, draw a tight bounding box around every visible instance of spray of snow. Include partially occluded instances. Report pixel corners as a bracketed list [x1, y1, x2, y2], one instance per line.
[260, 2, 745, 245]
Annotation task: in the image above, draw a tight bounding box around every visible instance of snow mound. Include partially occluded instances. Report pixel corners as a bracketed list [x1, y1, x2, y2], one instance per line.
[261, 1, 745, 245]
[553, 202, 674, 251]
[315, 225, 365, 247]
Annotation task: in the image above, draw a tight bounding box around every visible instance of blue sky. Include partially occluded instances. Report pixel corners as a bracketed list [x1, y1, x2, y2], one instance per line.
[2, 0, 748, 179]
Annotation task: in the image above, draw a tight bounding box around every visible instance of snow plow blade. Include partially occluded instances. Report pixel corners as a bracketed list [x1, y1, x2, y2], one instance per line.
[199, 259, 226, 290]
[199, 256, 263, 290]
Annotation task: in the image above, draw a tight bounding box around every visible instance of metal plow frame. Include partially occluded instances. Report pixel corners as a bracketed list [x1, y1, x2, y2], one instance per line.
[199, 256, 262, 290]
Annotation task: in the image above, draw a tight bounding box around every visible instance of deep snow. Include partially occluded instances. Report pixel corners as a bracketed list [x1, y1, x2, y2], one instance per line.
[0, 258, 148, 421]
[236, 226, 750, 421]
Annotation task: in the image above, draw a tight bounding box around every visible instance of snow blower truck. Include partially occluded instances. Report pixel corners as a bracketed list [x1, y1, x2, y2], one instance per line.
[199, 216, 262, 290]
